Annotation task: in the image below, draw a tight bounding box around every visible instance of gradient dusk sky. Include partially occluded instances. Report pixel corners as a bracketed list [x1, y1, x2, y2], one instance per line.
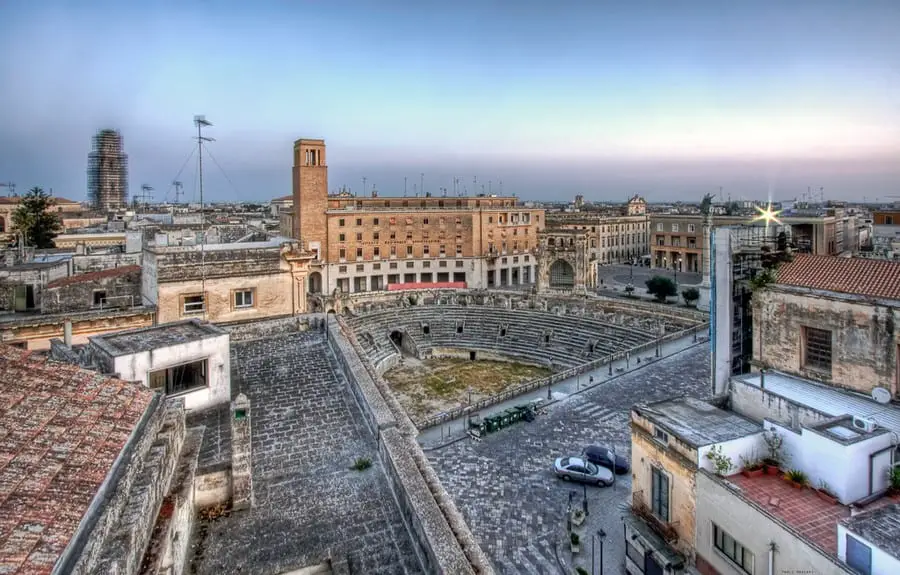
[0, 0, 898, 203]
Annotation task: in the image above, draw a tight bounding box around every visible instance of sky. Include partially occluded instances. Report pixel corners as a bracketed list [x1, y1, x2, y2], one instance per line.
[0, 0, 898, 204]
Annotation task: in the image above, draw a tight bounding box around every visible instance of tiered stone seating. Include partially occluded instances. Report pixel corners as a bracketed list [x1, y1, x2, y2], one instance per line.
[345, 305, 661, 370]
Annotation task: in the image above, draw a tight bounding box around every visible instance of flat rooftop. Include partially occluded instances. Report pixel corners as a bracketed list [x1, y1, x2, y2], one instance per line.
[841, 502, 900, 560]
[634, 396, 761, 447]
[734, 371, 900, 435]
[0, 345, 157, 574]
[145, 236, 292, 253]
[91, 319, 227, 356]
[728, 473, 900, 557]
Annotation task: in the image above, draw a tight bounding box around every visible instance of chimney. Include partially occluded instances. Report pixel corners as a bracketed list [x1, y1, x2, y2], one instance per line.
[63, 320, 72, 347]
[760, 369, 766, 389]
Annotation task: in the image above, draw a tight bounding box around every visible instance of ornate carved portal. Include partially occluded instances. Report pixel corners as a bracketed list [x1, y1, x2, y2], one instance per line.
[535, 232, 596, 293]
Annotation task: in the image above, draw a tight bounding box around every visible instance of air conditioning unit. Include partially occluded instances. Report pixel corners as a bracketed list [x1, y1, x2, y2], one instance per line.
[852, 416, 877, 433]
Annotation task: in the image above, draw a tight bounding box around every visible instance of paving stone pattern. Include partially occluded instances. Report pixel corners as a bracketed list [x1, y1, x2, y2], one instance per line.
[428, 345, 711, 575]
[190, 331, 423, 575]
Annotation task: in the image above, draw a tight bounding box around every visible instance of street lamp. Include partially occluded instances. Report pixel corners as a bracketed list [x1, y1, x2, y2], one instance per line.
[592, 528, 607, 575]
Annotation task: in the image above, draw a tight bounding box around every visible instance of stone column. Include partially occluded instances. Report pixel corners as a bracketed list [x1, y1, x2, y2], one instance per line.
[231, 393, 254, 510]
[697, 212, 714, 311]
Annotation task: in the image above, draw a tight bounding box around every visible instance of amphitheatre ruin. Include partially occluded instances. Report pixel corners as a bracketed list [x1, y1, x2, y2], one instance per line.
[181, 288, 708, 575]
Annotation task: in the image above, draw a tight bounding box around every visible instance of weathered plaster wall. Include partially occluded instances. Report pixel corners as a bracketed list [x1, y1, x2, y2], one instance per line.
[42, 269, 142, 314]
[753, 287, 899, 397]
[630, 417, 698, 560]
[730, 378, 830, 428]
[155, 273, 298, 324]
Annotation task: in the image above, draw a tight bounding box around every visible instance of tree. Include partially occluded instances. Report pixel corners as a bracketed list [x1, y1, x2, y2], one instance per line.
[682, 287, 700, 307]
[12, 187, 62, 249]
[645, 276, 677, 302]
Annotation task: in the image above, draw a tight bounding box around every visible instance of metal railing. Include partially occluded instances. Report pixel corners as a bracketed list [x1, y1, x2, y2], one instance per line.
[416, 322, 708, 430]
[631, 490, 679, 543]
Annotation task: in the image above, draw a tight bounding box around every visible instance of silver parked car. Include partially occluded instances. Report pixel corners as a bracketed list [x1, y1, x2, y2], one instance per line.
[553, 456, 615, 486]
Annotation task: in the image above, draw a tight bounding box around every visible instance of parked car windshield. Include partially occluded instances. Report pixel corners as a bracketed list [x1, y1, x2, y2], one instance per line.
[585, 462, 599, 475]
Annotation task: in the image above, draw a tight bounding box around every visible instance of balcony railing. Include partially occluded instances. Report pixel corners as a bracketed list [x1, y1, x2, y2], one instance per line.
[631, 491, 679, 544]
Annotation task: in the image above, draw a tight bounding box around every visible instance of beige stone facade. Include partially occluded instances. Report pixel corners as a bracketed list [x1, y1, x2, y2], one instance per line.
[142, 240, 314, 324]
[546, 213, 650, 265]
[290, 139, 545, 293]
[752, 286, 900, 398]
[630, 410, 698, 560]
[0, 195, 83, 242]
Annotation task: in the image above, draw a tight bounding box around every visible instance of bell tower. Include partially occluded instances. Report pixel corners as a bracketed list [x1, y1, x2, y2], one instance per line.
[292, 139, 328, 259]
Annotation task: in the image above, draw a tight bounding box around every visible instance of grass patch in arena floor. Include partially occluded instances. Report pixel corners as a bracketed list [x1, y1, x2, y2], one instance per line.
[382, 357, 553, 426]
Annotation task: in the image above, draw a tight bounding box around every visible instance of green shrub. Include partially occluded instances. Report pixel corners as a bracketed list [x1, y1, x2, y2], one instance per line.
[352, 457, 372, 471]
[784, 469, 808, 484]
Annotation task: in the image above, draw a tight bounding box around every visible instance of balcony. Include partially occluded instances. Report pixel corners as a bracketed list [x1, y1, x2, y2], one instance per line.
[632, 490, 679, 544]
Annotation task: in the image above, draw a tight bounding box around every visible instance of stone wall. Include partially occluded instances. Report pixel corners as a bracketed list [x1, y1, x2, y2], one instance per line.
[753, 286, 899, 397]
[730, 378, 830, 429]
[72, 252, 142, 274]
[326, 317, 495, 574]
[42, 267, 142, 314]
[153, 246, 284, 282]
[222, 313, 323, 343]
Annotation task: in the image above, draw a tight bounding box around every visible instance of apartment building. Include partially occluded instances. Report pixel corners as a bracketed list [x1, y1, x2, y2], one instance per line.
[546, 196, 650, 266]
[868, 210, 900, 260]
[290, 139, 545, 293]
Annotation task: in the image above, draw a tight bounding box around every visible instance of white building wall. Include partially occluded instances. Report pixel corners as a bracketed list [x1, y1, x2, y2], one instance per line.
[711, 228, 734, 394]
[837, 525, 900, 575]
[695, 471, 851, 575]
[113, 334, 231, 411]
[764, 420, 894, 504]
[697, 432, 764, 475]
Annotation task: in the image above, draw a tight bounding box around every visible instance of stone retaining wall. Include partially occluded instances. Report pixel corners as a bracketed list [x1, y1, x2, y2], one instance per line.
[221, 313, 325, 342]
[326, 317, 495, 575]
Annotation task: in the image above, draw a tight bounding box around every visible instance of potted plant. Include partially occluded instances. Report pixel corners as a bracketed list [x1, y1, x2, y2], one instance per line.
[570, 532, 581, 554]
[815, 480, 839, 505]
[571, 508, 586, 527]
[739, 455, 765, 478]
[705, 445, 734, 476]
[762, 429, 785, 475]
[889, 467, 900, 495]
[784, 469, 808, 489]
[576, 568, 589, 575]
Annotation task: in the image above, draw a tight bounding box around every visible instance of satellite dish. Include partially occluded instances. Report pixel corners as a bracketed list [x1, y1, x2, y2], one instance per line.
[872, 387, 892, 405]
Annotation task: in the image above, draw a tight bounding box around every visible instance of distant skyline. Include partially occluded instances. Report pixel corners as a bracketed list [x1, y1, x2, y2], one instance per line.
[1, 1, 898, 203]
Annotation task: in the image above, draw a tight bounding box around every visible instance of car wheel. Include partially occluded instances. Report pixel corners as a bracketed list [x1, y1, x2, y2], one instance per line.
[562, 475, 571, 481]
[597, 479, 606, 487]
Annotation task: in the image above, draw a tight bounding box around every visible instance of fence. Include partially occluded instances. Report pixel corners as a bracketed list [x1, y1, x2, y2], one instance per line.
[416, 322, 709, 430]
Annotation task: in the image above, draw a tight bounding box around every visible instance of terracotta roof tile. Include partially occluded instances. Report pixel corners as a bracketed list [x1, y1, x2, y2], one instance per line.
[776, 254, 900, 300]
[45, 265, 141, 289]
[0, 345, 156, 574]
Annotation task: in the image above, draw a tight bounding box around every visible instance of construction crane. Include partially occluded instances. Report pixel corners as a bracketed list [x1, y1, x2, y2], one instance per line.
[0, 182, 15, 197]
[134, 184, 154, 209]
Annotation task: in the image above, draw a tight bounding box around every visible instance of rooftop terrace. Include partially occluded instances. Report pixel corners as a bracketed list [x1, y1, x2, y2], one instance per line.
[727, 473, 900, 558]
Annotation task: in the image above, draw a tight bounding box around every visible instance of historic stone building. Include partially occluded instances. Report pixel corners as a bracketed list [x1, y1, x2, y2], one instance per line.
[290, 139, 545, 293]
[752, 254, 900, 399]
[535, 228, 596, 292]
[141, 238, 314, 324]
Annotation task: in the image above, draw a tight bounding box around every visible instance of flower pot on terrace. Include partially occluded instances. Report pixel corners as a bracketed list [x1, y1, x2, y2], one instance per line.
[815, 489, 839, 505]
[742, 468, 765, 478]
[765, 465, 780, 476]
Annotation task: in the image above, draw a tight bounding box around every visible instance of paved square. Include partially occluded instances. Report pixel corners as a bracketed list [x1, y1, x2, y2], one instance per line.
[189, 331, 422, 575]
[428, 344, 711, 574]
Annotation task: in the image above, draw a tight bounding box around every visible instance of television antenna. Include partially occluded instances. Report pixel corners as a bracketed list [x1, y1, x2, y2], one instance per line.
[0, 182, 15, 197]
[172, 181, 184, 204]
[194, 114, 213, 321]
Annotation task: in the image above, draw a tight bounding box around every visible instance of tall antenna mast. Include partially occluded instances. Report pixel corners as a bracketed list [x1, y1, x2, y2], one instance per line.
[194, 115, 214, 320]
[173, 181, 183, 204]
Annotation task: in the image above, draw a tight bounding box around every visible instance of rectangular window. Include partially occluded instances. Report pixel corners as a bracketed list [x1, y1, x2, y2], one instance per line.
[149, 359, 207, 396]
[372, 263, 381, 270]
[92, 290, 107, 306]
[846, 534, 872, 575]
[339, 233, 346, 242]
[373, 247, 380, 257]
[339, 248, 346, 260]
[390, 231, 396, 240]
[713, 524, 754, 574]
[355, 264, 364, 272]
[182, 294, 205, 315]
[672, 224, 679, 232]
[373, 232, 380, 241]
[423, 218, 429, 225]
[651, 467, 670, 522]
[339, 218, 345, 227]
[338, 265, 347, 273]
[389, 262, 398, 269]
[390, 246, 397, 257]
[456, 260, 464, 268]
[356, 247, 363, 259]
[373, 218, 380, 226]
[688, 224, 695, 232]
[439, 260, 447, 267]
[406, 245, 413, 256]
[804, 327, 832, 372]
[234, 289, 254, 308]
[656, 223, 663, 231]
[456, 244, 462, 256]
[355, 218, 362, 226]
[423, 245, 430, 255]
[356, 232, 362, 241]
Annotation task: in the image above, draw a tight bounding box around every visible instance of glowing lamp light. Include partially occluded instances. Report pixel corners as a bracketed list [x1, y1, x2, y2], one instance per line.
[752, 203, 782, 230]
